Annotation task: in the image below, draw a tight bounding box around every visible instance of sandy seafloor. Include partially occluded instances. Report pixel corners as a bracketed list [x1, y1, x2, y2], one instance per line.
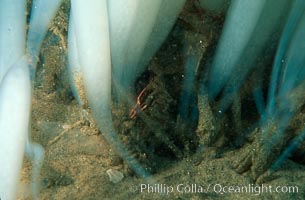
[18, 1, 305, 199]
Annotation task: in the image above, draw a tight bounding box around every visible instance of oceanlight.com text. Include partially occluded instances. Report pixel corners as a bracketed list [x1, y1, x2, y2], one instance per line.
[136, 183, 299, 196]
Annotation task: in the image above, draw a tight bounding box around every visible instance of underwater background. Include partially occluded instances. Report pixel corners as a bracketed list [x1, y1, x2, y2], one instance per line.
[15, 0, 305, 199]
